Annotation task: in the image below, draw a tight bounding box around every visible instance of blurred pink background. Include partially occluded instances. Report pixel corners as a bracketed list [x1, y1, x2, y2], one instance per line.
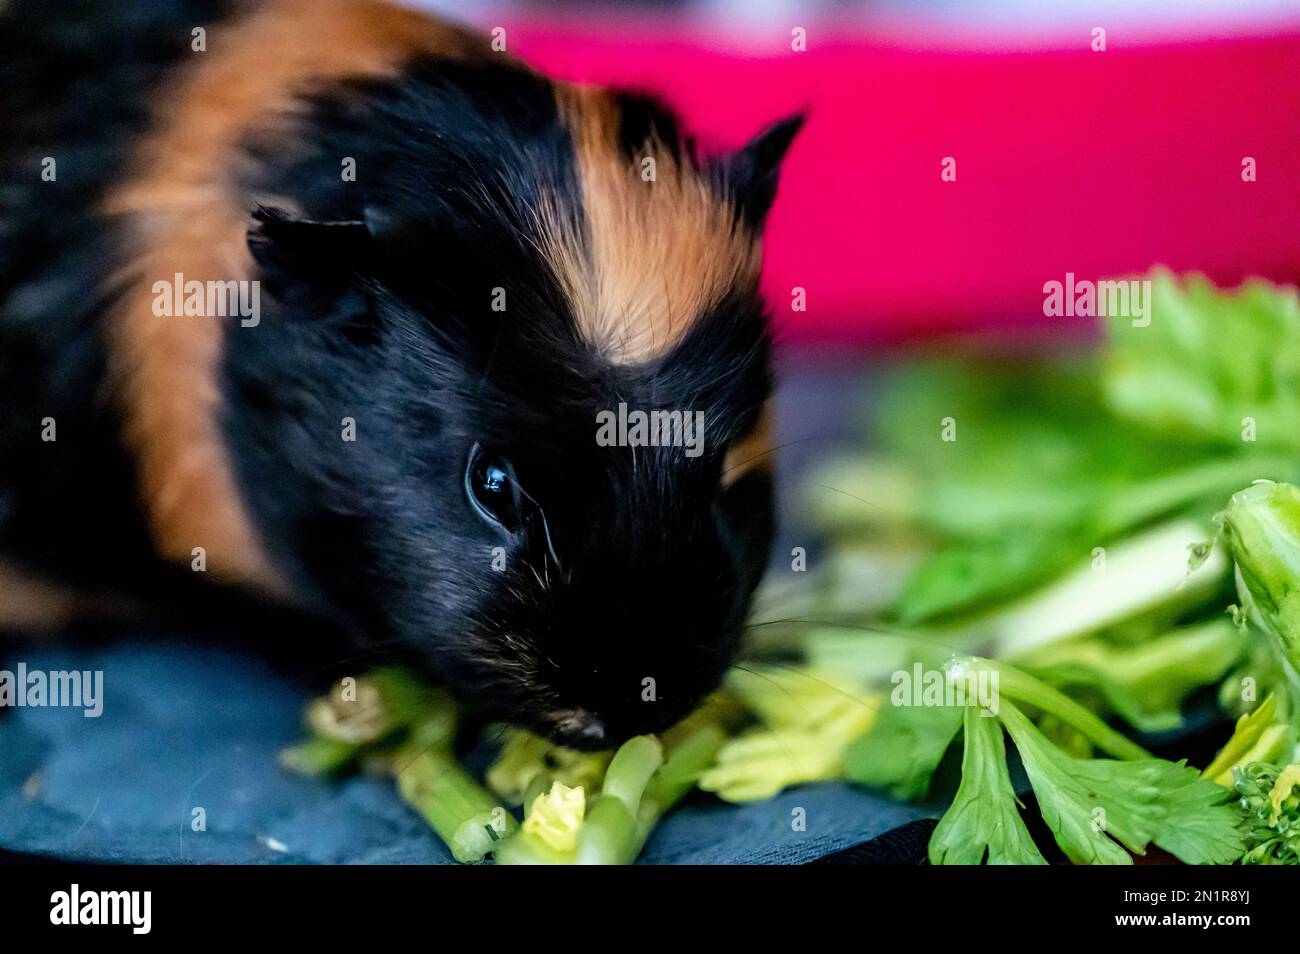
[418, 3, 1300, 345]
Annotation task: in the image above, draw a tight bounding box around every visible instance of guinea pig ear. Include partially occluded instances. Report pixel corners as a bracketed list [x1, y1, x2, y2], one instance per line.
[247, 205, 372, 280]
[712, 113, 805, 228]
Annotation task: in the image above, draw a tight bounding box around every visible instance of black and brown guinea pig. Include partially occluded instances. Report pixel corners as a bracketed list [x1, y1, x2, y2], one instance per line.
[0, 0, 800, 748]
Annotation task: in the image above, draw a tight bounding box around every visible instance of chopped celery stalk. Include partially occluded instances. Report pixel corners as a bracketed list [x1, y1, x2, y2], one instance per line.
[1017, 620, 1243, 733]
[1221, 480, 1300, 673]
[521, 782, 585, 853]
[750, 539, 930, 628]
[278, 735, 361, 777]
[943, 519, 1228, 660]
[492, 829, 577, 865]
[646, 724, 726, 810]
[395, 747, 516, 864]
[573, 736, 662, 865]
[485, 730, 611, 807]
[1203, 695, 1297, 786]
[595, 735, 662, 813]
[521, 774, 551, 814]
[306, 667, 449, 745]
[574, 796, 641, 865]
[896, 456, 1290, 626]
[970, 657, 1151, 761]
[501, 735, 668, 866]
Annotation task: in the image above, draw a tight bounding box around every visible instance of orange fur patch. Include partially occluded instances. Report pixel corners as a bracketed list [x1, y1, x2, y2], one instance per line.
[546, 86, 759, 366]
[103, 0, 486, 592]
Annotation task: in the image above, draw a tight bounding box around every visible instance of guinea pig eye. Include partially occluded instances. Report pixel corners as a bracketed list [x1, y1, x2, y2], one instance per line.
[465, 444, 522, 531]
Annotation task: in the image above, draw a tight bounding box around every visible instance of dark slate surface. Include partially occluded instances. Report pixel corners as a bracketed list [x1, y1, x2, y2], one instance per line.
[0, 641, 934, 864]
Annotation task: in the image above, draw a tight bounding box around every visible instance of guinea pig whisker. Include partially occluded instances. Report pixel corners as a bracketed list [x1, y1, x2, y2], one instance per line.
[391, 731, 457, 781]
[718, 433, 844, 481]
[720, 665, 809, 768]
[810, 484, 895, 520]
[519, 488, 560, 570]
[742, 614, 895, 633]
[480, 720, 513, 749]
[288, 639, 420, 683]
[756, 661, 887, 718]
[729, 661, 808, 712]
[476, 321, 508, 385]
[745, 614, 977, 659]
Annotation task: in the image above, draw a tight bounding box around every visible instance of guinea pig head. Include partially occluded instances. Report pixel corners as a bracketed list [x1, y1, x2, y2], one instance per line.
[247, 75, 802, 748]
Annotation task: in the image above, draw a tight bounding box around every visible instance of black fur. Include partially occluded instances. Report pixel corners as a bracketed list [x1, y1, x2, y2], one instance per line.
[1, 1, 798, 747]
[0, 0, 230, 590]
[0, 0, 352, 668]
[712, 113, 806, 228]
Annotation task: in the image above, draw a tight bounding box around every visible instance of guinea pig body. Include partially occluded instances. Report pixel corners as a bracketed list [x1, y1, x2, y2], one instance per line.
[0, 0, 798, 746]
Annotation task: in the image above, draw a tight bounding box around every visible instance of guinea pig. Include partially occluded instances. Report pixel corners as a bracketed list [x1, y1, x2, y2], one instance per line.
[0, 0, 800, 747]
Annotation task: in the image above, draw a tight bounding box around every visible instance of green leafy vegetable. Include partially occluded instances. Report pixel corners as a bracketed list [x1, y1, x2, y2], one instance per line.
[999, 701, 1242, 865]
[1203, 694, 1296, 787]
[699, 667, 878, 802]
[1019, 620, 1243, 733]
[952, 520, 1228, 661]
[788, 272, 1300, 865]
[928, 707, 1045, 865]
[841, 699, 962, 799]
[282, 270, 1300, 866]
[915, 660, 1242, 865]
[1235, 761, 1300, 864]
[1102, 270, 1300, 450]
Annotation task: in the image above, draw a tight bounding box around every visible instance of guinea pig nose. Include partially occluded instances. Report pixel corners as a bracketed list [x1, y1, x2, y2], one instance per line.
[553, 708, 606, 746]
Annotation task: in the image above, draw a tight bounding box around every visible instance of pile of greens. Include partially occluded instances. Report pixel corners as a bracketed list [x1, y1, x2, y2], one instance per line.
[282, 670, 736, 864]
[286, 270, 1300, 864]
